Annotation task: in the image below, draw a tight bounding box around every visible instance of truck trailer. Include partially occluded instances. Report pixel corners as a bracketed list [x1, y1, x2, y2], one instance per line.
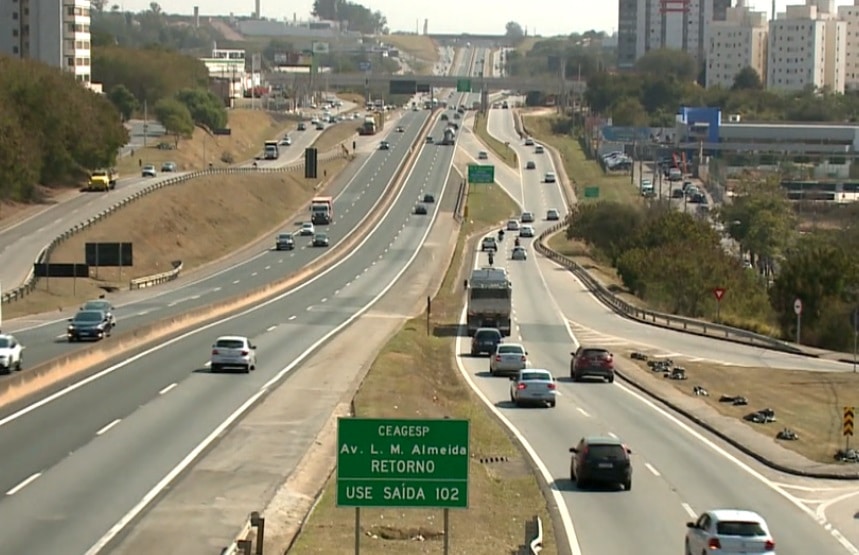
[467, 267, 512, 336]
[441, 126, 456, 145]
[310, 195, 334, 224]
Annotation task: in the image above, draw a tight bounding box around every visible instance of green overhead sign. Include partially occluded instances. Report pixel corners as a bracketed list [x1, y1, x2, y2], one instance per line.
[456, 79, 472, 92]
[467, 164, 495, 184]
[336, 418, 470, 509]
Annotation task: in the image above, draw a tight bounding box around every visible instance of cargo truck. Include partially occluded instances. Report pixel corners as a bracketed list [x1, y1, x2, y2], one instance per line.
[441, 126, 456, 145]
[359, 111, 385, 135]
[467, 267, 512, 336]
[88, 168, 118, 191]
[264, 140, 279, 160]
[310, 195, 334, 224]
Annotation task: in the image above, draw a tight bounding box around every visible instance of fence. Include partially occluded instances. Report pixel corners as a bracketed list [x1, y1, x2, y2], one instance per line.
[1, 149, 344, 304]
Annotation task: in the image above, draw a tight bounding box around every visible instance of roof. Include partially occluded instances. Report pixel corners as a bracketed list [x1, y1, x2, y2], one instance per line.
[216, 335, 249, 342]
[582, 436, 623, 445]
[470, 267, 509, 287]
[707, 509, 767, 522]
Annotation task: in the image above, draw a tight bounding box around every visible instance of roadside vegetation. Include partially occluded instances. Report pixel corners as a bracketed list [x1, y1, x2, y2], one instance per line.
[290, 184, 560, 554]
[380, 35, 439, 71]
[0, 57, 127, 204]
[474, 113, 518, 168]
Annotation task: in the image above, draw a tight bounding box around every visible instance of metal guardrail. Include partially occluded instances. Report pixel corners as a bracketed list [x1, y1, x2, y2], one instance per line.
[517, 112, 801, 354]
[130, 261, 184, 290]
[530, 516, 543, 554]
[1, 149, 344, 305]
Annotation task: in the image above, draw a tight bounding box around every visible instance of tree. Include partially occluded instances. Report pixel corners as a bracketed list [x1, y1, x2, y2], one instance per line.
[732, 66, 763, 91]
[635, 49, 698, 82]
[311, 0, 387, 34]
[91, 0, 107, 13]
[154, 98, 194, 147]
[610, 97, 648, 126]
[505, 21, 524, 43]
[107, 84, 138, 121]
[175, 88, 228, 130]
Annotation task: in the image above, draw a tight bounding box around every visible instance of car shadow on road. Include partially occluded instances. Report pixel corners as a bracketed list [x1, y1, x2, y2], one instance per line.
[432, 323, 465, 337]
[494, 400, 518, 409]
[550, 478, 625, 493]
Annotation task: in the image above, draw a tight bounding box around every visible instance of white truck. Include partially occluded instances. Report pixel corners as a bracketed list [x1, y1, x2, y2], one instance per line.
[441, 126, 456, 145]
[467, 267, 512, 336]
[264, 140, 279, 160]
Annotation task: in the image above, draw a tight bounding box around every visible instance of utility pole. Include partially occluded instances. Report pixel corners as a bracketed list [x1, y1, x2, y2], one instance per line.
[142, 99, 148, 148]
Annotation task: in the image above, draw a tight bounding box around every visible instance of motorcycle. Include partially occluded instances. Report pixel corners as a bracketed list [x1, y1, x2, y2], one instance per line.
[514, 237, 520, 247]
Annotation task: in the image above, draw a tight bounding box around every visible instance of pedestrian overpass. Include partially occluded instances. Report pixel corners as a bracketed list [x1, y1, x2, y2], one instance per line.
[266, 72, 586, 94]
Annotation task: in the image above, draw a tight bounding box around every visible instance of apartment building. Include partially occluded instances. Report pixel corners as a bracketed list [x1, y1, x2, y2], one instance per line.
[838, 1, 859, 89]
[767, 1, 846, 93]
[0, 0, 92, 84]
[617, 0, 732, 69]
[706, 3, 768, 88]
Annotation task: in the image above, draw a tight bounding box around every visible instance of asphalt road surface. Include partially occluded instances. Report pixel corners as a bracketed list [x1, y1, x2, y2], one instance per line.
[5, 108, 427, 370]
[451, 106, 858, 554]
[0, 114, 458, 555]
[0, 103, 354, 292]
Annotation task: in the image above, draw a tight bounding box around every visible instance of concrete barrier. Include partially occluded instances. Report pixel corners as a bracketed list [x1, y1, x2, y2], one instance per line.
[0, 110, 442, 410]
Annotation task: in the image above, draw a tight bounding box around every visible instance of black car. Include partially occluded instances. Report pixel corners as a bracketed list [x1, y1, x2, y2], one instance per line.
[422, 194, 435, 203]
[67, 309, 112, 342]
[297, 122, 306, 131]
[275, 232, 295, 250]
[470, 327, 503, 356]
[379, 141, 391, 150]
[414, 203, 428, 215]
[569, 436, 632, 490]
[481, 236, 497, 252]
[425, 136, 434, 143]
[312, 233, 329, 247]
[671, 188, 684, 199]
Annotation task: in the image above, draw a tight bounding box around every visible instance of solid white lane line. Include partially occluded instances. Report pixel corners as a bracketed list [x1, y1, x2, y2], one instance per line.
[266, 325, 277, 332]
[96, 419, 121, 436]
[644, 462, 661, 477]
[607, 432, 619, 439]
[158, 383, 177, 395]
[288, 315, 296, 321]
[576, 407, 590, 417]
[681, 503, 697, 519]
[6, 472, 41, 496]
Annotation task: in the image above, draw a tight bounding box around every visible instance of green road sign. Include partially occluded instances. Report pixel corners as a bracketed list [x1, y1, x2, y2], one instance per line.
[467, 164, 495, 184]
[584, 186, 600, 198]
[456, 79, 472, 93]
[336, 418, 470, 509]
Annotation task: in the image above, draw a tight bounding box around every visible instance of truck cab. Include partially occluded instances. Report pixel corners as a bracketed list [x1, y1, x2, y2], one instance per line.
[310, 195, 334, 224]
[264, 140, 279, 160]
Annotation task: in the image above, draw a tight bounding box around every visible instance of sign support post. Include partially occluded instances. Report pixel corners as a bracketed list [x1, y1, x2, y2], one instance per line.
[713, 287, 726, 322]
[354, 507, 360, 554]
[0, 280, 3, 331]
[444, 508, 450, 554]
[794, 298, 803, 345]
[852, 308, 858, 374]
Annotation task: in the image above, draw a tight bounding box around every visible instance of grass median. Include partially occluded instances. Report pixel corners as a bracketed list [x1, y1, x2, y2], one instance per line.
[4, 156, 349, 320]
[623, 354, 859, 465]
[379, 35, 439, 68]
[474, 112, 518, 169]
[289, 183, 560, 555]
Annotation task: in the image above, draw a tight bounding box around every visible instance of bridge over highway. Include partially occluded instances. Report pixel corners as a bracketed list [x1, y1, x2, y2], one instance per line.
[266, 72, 586, 94]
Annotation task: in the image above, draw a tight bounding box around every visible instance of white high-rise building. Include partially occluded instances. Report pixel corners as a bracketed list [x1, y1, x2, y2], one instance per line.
[617, 0, 733, 69]
[0, 0, 92, 84]
[706, 3, 768, 88]
[767, 1, 845, 93]
[837, 1, 859, 89]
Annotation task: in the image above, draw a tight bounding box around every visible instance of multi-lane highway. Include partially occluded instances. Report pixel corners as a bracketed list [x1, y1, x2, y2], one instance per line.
[0, 102, 354, 293]
[0, 113, 460, 555]
[451, 104, 858, 554]
[4, 108, 423, 369]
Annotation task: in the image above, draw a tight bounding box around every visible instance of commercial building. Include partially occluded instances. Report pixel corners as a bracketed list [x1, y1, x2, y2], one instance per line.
[0, 0, 91, 84]
[617, 0, 732, 68]
[706, 2, 768, 88]
[837, 1, 859, 89]
[767, 1, 846, 93]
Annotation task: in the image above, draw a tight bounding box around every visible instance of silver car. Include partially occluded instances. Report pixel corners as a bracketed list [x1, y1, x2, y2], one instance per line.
[490, 343, 529, 375]
[509, 369, 557, 408]
[298, 222, 315, 236]
[519, 225, 535, 238]
[511, 246, 527, 261]
[81, 299, 117, 327]
[521, 212, 535, 223]
[210, 335, 257, 373]
[546, 209, 560, 221]
[506, 219, 520, 231]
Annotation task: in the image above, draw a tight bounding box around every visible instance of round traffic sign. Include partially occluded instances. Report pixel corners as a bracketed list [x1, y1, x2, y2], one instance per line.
[794, 298, 803, 316]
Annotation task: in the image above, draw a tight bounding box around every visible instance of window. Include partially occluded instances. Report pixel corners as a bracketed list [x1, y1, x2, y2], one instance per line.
[67, 56, 74, 66]
[12, 46, 18, 54]
[12, 11, 17, 19]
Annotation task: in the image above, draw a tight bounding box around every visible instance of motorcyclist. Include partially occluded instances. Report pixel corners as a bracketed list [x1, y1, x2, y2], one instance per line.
[514, 237, 520, 247]
[498, 228, 505, 241]
[488, 252, 494, 266]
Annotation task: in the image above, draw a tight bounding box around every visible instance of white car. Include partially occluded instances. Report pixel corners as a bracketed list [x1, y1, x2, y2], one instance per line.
[506, 219, 520, 231]
[298, 222, 315, 236]
[685, 509, 775, 555]
[210, 335, 257, 373]
[544, 172, 557, 183]
[519, 225, 535, 238]
[0, 334, 23, 374]
[511, 246, 527, 260]
[490, 342, 529, 375]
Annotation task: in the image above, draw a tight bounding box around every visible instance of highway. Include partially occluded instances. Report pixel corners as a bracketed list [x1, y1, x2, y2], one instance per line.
[452, 105, 857, 554]
[0, 110, 459, 555]
[0, 102, 354, 293]
[4, 107, 424, 370]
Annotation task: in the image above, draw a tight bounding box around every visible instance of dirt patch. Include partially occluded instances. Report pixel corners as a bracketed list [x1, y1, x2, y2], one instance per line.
[624, 354, 859, 465]
[516, 37, 539, 55]
[523, 115, 640, 205]
[288, 184, 559, 555]
[474, 112, 518, 169]
[337, 92, 365, 106]
[0, 186, 80, 231]
[379, 35, 439, 64]
[116, 109, 294, 176]
[314, 120, 361, 154]
[4, 157, 347, 319]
